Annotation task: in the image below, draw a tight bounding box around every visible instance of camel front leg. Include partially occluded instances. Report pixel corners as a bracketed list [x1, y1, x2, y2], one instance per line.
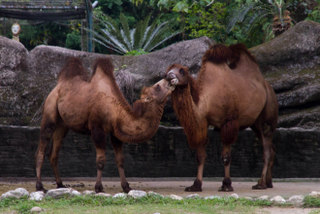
[219, 143, 233, 192]
[252, 134, 275, 189]
[91, 126, 107, 193]
[50, 125, 68, 189]
[185, 144, 207, 192]
[110, 134, 132, 193]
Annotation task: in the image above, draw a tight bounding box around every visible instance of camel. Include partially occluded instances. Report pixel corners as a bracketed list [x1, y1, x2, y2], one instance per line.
[166, 44, 278, 192]
[35, 57, 174, 193]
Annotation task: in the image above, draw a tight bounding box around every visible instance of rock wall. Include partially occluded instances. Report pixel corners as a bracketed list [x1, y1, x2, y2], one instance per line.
[0, 125, 319, 178]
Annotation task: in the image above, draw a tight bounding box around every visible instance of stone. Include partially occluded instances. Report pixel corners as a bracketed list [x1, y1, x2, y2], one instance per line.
[128, 190, 147, 199]
[147, 191, 164, 198]
[1, 188, 29, 199]
[257, 195, 269, 200]
[270, 195, 286, 204]
[82, 190, 95, 195]
[95, 193, 112, 197]
[113, 193, 127, 198]
[204, 195, 221, 200]
[169, 194, 183, 200]
[229, 193, 239, 199]
[309, 191, 320, 197]
[288, 195, 304, 204]
[45, 188, 74, 198]
[244, 196, 253, 201]
[186, 194, 200, 199]
[30, 207, 43, 213]
[30, 191, 45, 201]
[70, 189, 81, 196]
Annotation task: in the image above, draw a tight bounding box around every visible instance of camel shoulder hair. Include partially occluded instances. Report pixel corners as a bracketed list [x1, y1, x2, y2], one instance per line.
[202, 43, 257, 69]
[58, 57, 89, 81]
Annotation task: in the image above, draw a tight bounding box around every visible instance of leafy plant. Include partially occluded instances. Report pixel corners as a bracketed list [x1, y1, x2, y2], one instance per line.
[91, 12, 181, 55]
[227, 0, 294, 40]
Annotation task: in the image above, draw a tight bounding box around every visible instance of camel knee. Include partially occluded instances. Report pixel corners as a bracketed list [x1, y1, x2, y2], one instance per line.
[222, 152, 231, 166]
[40, 122, 55, 142]
[96, 157, 106, 170]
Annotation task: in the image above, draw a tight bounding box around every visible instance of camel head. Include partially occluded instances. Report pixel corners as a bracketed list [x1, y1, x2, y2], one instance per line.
[165, 64, 189, 87]
[140, 79, 175, 104]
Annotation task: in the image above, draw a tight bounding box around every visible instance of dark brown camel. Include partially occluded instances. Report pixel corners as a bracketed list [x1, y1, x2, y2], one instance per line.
[166, 44, 278, 192]
[35, 57, 174, 193]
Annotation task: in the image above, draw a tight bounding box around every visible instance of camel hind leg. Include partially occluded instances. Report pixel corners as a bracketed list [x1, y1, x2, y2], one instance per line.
[110, 134, 132, 193]
[50, 123, 68, 189]
[252, 81, 278, 189]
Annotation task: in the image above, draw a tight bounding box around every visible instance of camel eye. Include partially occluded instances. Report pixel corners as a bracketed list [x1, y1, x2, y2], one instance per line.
[179, 68, 185, 75]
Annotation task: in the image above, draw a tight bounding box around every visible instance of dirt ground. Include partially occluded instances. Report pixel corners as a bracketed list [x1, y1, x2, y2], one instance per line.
[1, 177, 319, 214]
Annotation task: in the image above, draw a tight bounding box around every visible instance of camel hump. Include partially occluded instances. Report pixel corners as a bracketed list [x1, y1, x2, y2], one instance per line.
[92, 57, 115, 79]
[202, 43, 257, 69]
[58, 57, 88, 81]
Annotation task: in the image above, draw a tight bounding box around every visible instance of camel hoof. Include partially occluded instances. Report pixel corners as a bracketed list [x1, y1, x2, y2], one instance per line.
[184, 179, 202, 192]
[267, 183, 273, 188]
[218, 185, 234, 192]
[95, 184, 104, 193]
[57, 182, 69, 188]
[36, 182, 47, 193]
[252, 184, 267, 190]
[121, 182, 132, 193]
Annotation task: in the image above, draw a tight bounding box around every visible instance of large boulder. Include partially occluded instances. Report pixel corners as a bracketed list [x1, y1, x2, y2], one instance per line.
[251, 20, 320, 129]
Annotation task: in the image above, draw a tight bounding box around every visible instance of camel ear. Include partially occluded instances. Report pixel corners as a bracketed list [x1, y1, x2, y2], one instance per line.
[133, 100, 146, 117]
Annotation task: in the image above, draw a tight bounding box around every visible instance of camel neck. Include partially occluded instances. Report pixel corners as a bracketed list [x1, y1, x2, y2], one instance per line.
[113, 101, 165, 143]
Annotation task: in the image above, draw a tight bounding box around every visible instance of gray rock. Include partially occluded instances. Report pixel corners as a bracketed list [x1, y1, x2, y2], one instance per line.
[30, 207, 43, 213]
[30, 191, 45, 201]
[70, 189, 81, 196]
[147, 191, 164, 198]
[244, 196, 253, 201]
[169, 194, 183, 200]
[128, 190, 147, 199]
[204, 195, 221, 200]
[288, 195, 304, 204]
[270, 195, 286, 204]
[186, 194, 200, 199]
[82, 190, 95, 195]
[95, 193, 112, 197]
[45, 188, 74, 198]
[229, 193, 239, 199]
[309, 191, 320, 197]
[113, 193, 127, 198]
[257, 195, 269, 200]
[1, 188, 29, 199]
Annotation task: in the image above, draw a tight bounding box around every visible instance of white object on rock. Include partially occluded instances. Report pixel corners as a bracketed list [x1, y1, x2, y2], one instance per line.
[30, 192, 45, 201]
[186, 194, 200, 199]
[270, 195, 286, 204]
[288, 195, 304, 204]
[96, 193, 112, 197]
[169, 194, 183, 200]
[113, 193, 127, 198]
[82, 190, 95, 195]
[257, 195, 269, 200]
[70, 189, 81, 196]
[30, 206, 43, 213]
[128, 190, 147, 199]
[1, 188, 29, 199]
[230, 193, 239, 199]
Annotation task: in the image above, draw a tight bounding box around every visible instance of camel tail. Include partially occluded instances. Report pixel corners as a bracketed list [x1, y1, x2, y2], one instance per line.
[58, 57, 88, 81]
[92, 57, 114, 79]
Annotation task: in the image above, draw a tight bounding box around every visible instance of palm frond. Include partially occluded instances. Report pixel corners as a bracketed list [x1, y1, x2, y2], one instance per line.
[227, 2, 256, 33]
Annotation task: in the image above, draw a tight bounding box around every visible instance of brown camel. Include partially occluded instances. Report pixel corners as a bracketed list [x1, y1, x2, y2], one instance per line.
[166, 44, 278, 192]
[35, 57, 174, 193]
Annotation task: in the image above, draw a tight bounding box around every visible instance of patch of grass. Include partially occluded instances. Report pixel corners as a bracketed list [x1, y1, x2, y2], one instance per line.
[0, 195, 299, 214]
[304, 196, 320, 208]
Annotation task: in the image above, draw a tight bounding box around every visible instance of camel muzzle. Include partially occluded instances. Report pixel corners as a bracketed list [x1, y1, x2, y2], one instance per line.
[166, 71, 178, 86]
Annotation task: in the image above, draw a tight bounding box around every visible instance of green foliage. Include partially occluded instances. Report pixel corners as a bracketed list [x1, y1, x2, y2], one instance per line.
[306, 5, 320, 22]
[91, 12, 181, 54]
[304, 196, 320, 207]
[125, 49, 148, 55]
[184, 2, 228, 43]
